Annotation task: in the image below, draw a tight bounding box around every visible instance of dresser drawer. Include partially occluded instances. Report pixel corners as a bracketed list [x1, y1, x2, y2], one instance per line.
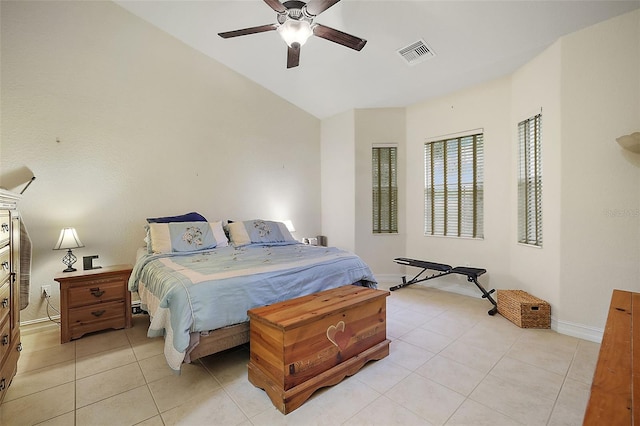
[0, 336, 20, 402]
[0, 246, 9, 284]
[0, 211, 9, 247]
[0, 317, 11, 364]
[0, 278, 9, 324]
[68, 280, 126, 308]
[68, 300, 126, 340]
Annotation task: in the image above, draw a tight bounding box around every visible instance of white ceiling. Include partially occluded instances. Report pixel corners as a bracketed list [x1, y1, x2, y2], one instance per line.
[115, 0, 640, 119]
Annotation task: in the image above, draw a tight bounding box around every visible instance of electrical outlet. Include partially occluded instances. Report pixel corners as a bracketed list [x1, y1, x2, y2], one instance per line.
[41, 285, 51, 298]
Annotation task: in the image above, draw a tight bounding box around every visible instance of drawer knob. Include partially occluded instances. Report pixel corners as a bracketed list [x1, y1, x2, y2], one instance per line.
[17, 342, 22, 352]
[0, 378, 5, 391]
[1, 298, 8, 308]
[1, 335, 8, 346]
[1, 223, 8, 232]
[91, 310, 106, 317]
[90, 288, 105, 298]
[1, 262, 8, 271]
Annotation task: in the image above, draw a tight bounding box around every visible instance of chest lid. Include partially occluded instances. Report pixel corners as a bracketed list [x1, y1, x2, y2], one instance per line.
[248, 285, 388, 331]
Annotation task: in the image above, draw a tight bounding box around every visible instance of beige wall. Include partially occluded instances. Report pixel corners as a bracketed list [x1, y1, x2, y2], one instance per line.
[0, 1, 321, 323]
[510, 41, 563, 321]
[558, 10, 640, 333]
[401, 10, 639, 339]
[320, 110, 355, 251]
[353, 108, 406, 279]
[405, 77, 513, 298]
[320, 108, 407, 278]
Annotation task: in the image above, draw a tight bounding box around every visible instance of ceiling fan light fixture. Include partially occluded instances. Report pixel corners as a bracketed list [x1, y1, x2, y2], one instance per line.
[277, 19, 313, 47]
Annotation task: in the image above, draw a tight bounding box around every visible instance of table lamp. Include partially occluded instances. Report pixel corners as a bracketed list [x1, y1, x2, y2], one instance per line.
[53, 227, 84, 272]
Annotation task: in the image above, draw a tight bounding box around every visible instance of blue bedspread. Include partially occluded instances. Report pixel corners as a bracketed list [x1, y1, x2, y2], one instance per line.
[129, 243, 376, 369]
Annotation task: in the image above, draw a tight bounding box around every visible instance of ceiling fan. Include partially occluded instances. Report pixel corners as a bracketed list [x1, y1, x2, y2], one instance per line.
[218, 0, 367, 69]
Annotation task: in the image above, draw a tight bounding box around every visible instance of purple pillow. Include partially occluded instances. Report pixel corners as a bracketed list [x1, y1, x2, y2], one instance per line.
[146, 212, 207, 224]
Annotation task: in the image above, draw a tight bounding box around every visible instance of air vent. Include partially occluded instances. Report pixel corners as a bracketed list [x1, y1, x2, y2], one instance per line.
[397, 39, 435, 66]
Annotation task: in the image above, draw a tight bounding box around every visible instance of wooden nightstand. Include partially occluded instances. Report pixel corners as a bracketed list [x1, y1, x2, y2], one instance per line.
[54, 264, 133, 343]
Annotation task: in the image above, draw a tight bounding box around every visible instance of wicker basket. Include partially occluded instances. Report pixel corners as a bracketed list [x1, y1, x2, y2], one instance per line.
[497, 290, 550, 328]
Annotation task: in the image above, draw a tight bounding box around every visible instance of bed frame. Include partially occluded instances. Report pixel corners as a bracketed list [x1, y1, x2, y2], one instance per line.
[134, 300, 250, 362]
[188, 322, 250, 361]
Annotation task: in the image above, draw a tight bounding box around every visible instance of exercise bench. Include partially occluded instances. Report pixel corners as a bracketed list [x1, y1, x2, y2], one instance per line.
[390, 257, 498, 316]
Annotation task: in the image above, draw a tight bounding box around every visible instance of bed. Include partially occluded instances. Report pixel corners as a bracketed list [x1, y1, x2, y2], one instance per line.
[128, 216, 377, 372]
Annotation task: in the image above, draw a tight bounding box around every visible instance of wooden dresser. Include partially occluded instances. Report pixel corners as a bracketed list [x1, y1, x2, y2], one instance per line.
[584, 289, 639, 425]
[0, 190, 22, 404]
[54, 265, 133, 343]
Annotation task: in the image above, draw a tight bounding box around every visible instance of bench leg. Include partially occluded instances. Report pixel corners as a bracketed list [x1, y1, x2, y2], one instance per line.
[466, 276, 498, 315]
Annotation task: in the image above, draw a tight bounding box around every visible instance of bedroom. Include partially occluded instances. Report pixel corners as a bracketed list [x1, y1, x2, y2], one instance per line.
[0, 0, 639, 424]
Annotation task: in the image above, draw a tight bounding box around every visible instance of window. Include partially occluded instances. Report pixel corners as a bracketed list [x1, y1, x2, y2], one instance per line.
[372, 145, 398, 234]
[424, 133, 483, 238]
[518, 114, 542, 246]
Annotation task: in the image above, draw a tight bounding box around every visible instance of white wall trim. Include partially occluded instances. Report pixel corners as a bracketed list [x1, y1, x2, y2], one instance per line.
[373, 274, 403, 285]
[20, 317, 60, 336]
[380, 280, 604, 343]
[553, 318, 603, 343]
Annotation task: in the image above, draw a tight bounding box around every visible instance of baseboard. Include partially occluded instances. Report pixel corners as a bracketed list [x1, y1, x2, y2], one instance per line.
[553, 318, 603, 343]
[380, 274, 604, 343]
[20, 317, 61, 336]
[373, 274, 403, 285]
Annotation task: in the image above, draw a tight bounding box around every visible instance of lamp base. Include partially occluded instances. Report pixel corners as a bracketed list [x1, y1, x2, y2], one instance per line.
[61, 249, 78, 273]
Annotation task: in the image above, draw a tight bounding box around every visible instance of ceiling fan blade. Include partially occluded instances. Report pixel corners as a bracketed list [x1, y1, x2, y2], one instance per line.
[305, 0, 341, 16]
[263, 0, 287, 14]
[218, 24, 278, 39]
[313, 24, 367, 51]
[287, 44, 301, 68]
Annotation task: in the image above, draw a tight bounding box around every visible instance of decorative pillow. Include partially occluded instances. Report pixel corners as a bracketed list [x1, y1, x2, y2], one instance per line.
[211, 221, 229, 248]
[146, 212, 207, 224]
[228, 220, 297, 247]
[148, 221, 228, 253]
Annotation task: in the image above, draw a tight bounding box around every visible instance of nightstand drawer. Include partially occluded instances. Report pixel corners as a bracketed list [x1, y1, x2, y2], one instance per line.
[68, 280, 126, 308]
[0, 278, 9, 324]
[68, 300, 126, 337]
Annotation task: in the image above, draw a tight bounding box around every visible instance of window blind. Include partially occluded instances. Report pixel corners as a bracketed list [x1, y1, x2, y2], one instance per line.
[518, 114, 542, 246]
[424, 134, 483, 238]
[372, 146, 398, 234]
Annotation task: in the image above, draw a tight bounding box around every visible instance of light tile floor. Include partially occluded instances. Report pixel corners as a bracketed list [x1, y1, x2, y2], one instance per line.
[0, 284, 600, 425]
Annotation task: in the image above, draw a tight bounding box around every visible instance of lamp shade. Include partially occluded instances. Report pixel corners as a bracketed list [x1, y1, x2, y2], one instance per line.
[53, 228, 84, 250]
[277, 20, 313, 47]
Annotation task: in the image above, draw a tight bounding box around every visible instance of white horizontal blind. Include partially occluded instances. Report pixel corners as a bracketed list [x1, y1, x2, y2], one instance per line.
[518, 114, 542, 246]
[424, 134, 483, 238]
[372, 146, 398, 234]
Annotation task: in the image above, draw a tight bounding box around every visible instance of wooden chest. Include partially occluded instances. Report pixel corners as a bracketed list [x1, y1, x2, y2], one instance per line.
[247, 285, 390, 414]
